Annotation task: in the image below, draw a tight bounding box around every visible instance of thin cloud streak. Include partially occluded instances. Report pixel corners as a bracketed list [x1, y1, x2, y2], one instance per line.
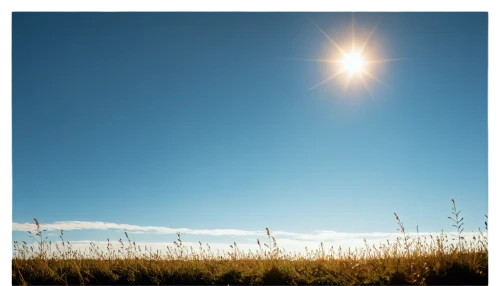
[12, 221, 264, 236]
[12, 220, 486, 243]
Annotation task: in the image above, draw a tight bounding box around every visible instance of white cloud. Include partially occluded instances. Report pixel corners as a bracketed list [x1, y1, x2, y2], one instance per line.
[12, 221, 264, 236]
[12, 220, 487, 248]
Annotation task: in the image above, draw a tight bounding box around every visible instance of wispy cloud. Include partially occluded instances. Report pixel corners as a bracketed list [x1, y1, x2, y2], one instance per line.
[12, 220, 485, 244]
[12, 221, 265, 236]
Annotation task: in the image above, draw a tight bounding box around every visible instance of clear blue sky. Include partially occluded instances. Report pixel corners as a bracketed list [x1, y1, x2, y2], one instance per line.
[13, 12, 487, 246]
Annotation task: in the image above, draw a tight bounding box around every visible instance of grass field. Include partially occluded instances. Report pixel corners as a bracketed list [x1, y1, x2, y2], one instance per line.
[12, 199, 488, 285]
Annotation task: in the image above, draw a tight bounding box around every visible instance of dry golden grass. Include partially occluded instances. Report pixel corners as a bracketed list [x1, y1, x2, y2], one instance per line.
[12, 199, 488, 285]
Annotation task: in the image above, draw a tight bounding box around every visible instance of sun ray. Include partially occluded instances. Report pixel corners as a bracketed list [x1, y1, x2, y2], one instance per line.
[362, 70, 392, 89]
[360, 73, 377, 103]
[359, 21, 380, 54]
[351, 14, 356, 51]
[281, 57, 343, 64]
[310, 69, 346, 90]
[365, 58, 408, 65]
[309, 19, 346, 56]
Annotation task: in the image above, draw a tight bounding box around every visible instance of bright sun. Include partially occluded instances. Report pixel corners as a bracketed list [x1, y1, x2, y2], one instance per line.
[343, 52, 364, 74]
[293, 16, 405, 99]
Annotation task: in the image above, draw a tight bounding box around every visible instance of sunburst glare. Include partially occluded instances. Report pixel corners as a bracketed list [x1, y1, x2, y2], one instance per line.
[293, 16, 406, 99]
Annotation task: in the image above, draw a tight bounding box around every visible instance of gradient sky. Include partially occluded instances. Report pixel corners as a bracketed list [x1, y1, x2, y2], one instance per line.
[12, 12, 488, 249]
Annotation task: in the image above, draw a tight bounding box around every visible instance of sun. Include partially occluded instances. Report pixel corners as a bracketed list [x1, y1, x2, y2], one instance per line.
[343, 52, 365, 74]
[290, 16, 405, 100]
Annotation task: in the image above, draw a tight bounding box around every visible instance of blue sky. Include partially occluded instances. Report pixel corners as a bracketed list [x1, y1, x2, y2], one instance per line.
[12, 12, 488, 250]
